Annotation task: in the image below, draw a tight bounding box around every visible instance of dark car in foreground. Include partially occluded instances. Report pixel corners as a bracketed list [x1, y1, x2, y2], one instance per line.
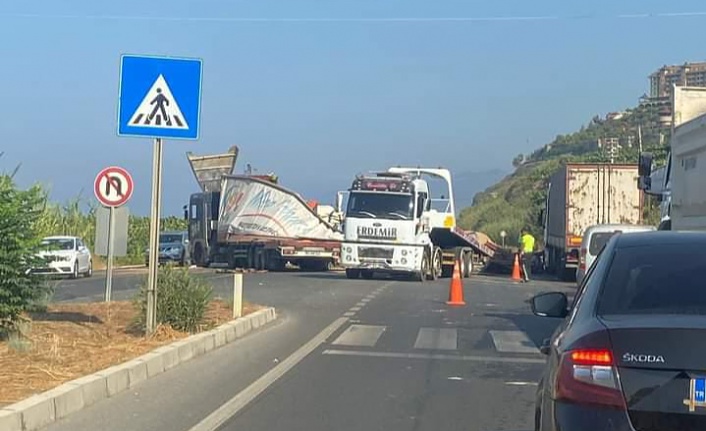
[531, 230, 706, 431]
[144, 231, 191, 267]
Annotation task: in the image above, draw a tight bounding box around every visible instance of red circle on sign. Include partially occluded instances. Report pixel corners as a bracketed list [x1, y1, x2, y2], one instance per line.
[94, 166, 134, 207]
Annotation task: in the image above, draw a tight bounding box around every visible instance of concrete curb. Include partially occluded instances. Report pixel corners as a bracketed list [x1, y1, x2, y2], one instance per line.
[0, 307, 277, 431]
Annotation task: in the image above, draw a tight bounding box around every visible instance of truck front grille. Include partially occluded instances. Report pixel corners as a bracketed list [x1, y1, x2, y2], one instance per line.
[358, 247, 394, 259]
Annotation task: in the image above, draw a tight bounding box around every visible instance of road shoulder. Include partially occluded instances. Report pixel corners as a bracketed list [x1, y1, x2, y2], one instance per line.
[1, 308, 277, 431]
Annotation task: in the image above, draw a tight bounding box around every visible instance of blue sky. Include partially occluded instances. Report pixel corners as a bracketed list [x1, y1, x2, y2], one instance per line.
[1, 0, 706, 215]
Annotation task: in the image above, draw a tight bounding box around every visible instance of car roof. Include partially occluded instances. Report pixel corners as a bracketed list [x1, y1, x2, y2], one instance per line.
[615, 230, 706, 248]
[584, 223, 655, 235]
[43, 235, 77, 240]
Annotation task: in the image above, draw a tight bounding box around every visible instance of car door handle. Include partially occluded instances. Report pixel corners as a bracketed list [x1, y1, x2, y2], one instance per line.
[539, 338, 551, 355]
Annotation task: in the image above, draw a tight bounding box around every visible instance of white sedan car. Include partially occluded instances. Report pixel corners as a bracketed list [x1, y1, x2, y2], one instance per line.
[34, 236, 93, 279]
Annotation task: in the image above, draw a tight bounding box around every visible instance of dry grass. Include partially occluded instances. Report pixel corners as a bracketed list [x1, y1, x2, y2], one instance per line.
[0, 300, 262, 407]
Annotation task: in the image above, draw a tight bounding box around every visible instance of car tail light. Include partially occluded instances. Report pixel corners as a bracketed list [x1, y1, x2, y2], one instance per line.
[579, 248, 587, 270]
[555, 348, 625, 409]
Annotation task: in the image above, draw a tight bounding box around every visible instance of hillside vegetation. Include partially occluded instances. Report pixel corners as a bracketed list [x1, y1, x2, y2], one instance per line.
[458, 102, 669, 244]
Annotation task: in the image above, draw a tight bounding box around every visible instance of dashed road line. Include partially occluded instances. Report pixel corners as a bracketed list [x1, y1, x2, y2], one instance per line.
[322, 349, 546, 364]
[331, 325, 386, 347]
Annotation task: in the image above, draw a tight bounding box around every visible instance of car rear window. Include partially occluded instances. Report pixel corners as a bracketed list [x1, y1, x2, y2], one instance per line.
[597, 243, 706, 316]
[589, 232, 618, 255]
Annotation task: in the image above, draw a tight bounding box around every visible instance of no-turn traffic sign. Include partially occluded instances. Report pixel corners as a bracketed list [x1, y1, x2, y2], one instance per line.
[94, 166, 134, 207]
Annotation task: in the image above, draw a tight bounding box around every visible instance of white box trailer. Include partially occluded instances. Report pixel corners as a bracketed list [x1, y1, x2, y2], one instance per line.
[542, 163, 643, 280]
[669, 113, 706, 231]
[639, 86, 706, 231]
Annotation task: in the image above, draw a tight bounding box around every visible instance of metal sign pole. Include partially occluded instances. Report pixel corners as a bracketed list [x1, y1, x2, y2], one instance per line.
[146, 137, 164, 334]
[105, 206, 116, 302]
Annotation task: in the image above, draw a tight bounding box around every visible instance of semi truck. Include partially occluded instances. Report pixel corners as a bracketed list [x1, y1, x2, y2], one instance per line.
[339, 167, 496, 281]
[638, 86, 706, 231]
[540, 163, 643, 281]
[185, 146, 343, 271]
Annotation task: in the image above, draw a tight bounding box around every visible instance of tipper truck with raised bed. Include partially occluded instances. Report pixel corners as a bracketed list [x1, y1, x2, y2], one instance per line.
[540, 162, 643, 281]
[184, 146, 343, 271]
[340, 167, 496, 281]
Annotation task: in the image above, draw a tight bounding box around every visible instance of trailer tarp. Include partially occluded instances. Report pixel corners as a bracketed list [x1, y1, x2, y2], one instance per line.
[219, 175, 343, 241]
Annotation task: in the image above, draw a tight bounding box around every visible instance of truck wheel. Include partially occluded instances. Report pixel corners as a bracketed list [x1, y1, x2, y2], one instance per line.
[346, 269, 361, 279]
[463, 252, 473, 278]
[194, 244, 208, 268]
[417, 251, 429, 282]
[428, 247, 442, 280]
[227, 254, 238, 270]
[256, 250, 267, 271]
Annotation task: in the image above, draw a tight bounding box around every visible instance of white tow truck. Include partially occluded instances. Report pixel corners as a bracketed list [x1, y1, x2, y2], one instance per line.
[340, 167, 495, 281]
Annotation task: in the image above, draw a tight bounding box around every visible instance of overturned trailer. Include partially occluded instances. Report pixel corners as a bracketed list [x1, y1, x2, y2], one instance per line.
[185, 146, 343, 271]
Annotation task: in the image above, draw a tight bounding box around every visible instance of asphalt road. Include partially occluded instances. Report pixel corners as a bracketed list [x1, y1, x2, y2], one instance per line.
[49, 267, 218, 303]
[42, 271, 575, 431]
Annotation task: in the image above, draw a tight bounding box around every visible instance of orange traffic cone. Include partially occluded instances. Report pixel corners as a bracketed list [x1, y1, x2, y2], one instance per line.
[446, 258, 466, 306]
[511, 253, 522, 282]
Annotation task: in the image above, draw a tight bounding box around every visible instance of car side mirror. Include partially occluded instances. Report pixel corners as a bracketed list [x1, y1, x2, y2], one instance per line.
[530, 292, 569, 318]
[638, 152, 653, 178]
[183, 205, 189, 221]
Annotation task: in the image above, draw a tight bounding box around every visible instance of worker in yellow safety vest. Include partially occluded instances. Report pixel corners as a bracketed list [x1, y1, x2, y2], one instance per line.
[519, 226, 536, 282]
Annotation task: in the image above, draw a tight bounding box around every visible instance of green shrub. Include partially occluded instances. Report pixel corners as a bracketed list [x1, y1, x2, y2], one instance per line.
[0, 175, 52, 332]
[133, 266, 212, 333]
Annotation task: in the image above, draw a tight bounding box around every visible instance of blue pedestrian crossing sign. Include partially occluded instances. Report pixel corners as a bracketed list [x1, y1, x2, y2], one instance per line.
[117, 54, 203, 140]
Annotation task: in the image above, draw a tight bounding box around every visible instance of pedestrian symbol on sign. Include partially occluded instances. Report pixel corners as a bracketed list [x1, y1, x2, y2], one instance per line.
[149, 88, 171, 126]
[128, 74, 189, 130]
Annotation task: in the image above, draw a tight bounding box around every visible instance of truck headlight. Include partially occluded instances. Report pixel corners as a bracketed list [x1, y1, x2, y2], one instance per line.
[401, 249, 408, 256]
[345, 246, 353, 253]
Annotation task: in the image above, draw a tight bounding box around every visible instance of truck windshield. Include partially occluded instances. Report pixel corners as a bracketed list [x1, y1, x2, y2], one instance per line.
[347, 192, 413, 220]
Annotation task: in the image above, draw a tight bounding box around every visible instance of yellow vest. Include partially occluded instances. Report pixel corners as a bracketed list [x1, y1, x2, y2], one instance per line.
[521, 233, 535, 253]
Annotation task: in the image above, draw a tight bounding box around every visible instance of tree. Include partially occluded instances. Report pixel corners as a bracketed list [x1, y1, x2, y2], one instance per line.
[512, 154, 524, 168]
[0, 175, 51, 331]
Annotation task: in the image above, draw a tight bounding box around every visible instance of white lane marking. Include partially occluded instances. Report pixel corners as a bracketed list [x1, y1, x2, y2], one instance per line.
[414, 328, 458, 350]
[331, 324, 386, 347]
[489, 330, 540, 354]
[355, 302, 366, 308]
[361, 298, 371, 303]
[505, 381, 538, 386]
[349, 306, 362, 312]
[322, 349, 546, 364]
[343, 312, 355, 317]
[187, 317, 349, 431]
